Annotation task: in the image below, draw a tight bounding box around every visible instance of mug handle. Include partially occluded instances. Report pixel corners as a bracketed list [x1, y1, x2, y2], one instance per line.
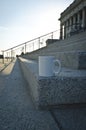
[54, 59, 61, 74]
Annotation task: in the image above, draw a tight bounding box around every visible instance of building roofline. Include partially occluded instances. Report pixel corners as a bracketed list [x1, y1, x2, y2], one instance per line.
[59, 0, 83, 21]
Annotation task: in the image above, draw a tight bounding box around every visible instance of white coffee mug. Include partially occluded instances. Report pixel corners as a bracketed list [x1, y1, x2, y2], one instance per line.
[38, 56, 61, 77]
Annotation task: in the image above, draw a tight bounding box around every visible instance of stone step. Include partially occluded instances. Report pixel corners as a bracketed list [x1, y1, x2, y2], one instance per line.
[46, 51, 86, 69]
[25, 39, 86, 58]
[25, 31, 86, 56]
[23, 51, 86, 70]
[46, 31, 86, 50]
[45, 39, 86, 52]
[23, 31, 86, 69]
[19, 57, 86, 109]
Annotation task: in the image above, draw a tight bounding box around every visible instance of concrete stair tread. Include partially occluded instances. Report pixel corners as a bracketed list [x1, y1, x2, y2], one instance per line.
[23, 31, 86, 70]
[48, 31, 86, 49]
[19, 57, 86, 78]
[57, 67, 86, 78]
[19, 57, 86, 108]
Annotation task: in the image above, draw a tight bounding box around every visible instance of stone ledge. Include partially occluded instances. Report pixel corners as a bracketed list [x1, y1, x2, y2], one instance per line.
[54, 51, 86, 69]
[46, 39, 59, 45]
[38, 76, 86, 108]
[19, 57, 86, 109]
[23, 51, 86, 70]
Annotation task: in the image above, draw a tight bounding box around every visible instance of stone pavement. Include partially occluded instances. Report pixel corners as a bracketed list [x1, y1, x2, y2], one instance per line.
[0, 59, 86, 130]
[52, 105, 86, 130]
[0, 59, 58, 130]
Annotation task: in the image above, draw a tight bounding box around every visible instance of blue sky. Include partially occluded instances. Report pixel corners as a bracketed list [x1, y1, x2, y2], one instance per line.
[0, 0, 74, 51]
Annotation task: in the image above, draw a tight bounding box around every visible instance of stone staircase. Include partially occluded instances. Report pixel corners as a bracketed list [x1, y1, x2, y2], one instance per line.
[19, 57, 86, 109]
[18, 31, 86, 129]
[19, 31, 86, 109]
[0, 29, 86, 130]
[23, 31, 86, 69]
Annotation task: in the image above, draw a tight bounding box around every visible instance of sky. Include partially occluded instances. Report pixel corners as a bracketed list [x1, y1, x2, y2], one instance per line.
[0, 0, 74, 51]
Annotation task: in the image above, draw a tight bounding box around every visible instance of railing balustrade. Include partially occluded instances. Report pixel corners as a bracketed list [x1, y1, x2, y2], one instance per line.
[0, 30, 60, 63]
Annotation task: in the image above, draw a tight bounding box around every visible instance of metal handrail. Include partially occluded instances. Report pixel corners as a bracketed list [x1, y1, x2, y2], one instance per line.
[4, 30, 58, 52]
[1, 30, 59, 63]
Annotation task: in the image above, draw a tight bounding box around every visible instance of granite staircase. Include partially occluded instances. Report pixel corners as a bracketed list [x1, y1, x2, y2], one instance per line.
[18, 31, 86, 130]
[0, 29, 86, 130]
[19, 31, 86, 109]
[23, 31, 86, 69]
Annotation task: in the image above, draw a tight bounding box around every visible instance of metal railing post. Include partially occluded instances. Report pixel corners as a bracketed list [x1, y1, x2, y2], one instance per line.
[11, 48, 13, 62]
[2, 51, 4, 64]
[38, 37, 40, 49]
[7, 52, 8, 61]
[25, 43, 26, 54]
[51, 32, 53, 39]
[33, 42, 34, 51]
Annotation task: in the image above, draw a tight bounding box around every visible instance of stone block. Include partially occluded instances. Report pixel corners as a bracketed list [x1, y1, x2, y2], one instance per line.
[19, 57, 86, 109]
[38, 76, 86, 108]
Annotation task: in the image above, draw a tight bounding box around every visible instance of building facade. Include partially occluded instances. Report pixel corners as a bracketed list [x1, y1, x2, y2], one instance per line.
[59, 0, 86, 39]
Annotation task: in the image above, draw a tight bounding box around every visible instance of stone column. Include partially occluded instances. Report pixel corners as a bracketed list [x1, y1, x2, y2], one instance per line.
[64, 22, 66, 39]
[70, 18, 72, 26]
[65, 20, 68, 38]
[73, 15, 76, 30]
[73, 14, 77, 30]
[73, 15, 76, 26]
[66, 20, 68, 38]
[82, 7, 86, 28]
[60, 22, 63, 39]
[77, 12, 80, 24]
[77, 12, 80, 29]
[69, 17, 72, 30]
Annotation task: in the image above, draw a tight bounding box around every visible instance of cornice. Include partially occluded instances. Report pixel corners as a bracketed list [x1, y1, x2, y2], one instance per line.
[59, 0, 84, 20]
